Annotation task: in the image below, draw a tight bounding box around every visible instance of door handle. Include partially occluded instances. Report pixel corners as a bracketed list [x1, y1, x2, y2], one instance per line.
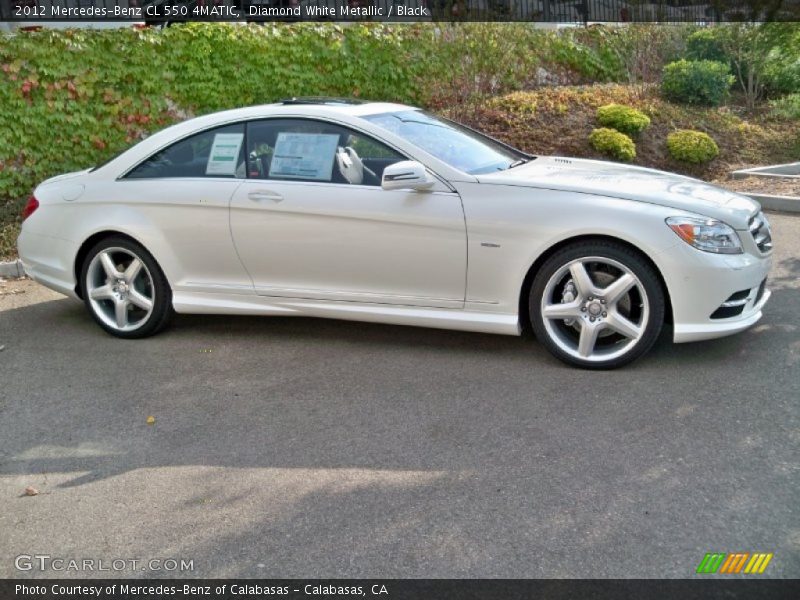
[247, 190, 283, 202]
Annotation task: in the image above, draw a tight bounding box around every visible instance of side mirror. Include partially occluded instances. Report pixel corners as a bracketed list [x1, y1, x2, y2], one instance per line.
[381, 161, 435, 192]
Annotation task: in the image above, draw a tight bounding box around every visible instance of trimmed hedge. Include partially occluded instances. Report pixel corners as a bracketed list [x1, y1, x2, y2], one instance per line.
[596, 103, 650, 135]
[666, 130, 720, 163]
[589, 128, 636, 162]
[661, 59, 734, 106]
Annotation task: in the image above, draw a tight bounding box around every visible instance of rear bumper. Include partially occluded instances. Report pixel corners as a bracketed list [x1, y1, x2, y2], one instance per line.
[17, 229, 79, 299]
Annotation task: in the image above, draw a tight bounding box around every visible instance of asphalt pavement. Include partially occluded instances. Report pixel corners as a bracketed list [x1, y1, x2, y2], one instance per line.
[1, 213, 798, 579]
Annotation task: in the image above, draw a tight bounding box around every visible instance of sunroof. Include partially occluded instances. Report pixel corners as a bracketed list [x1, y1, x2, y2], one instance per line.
[279, 97, 369, 106]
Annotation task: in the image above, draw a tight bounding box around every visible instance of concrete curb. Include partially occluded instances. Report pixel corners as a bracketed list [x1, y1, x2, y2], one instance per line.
[0, 259, 25, 278]
[745, 193, 800, 213]
[732, 161, 800, 180]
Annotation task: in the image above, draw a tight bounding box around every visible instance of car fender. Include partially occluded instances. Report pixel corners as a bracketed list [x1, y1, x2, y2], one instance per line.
[454, 182, 682, 315]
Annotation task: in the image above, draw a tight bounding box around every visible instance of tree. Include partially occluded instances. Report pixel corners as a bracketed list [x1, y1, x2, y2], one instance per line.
[716, 23, 795, 110]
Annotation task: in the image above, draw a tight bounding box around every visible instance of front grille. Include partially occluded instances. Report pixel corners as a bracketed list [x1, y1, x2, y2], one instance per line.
[749, 212, 773, 254]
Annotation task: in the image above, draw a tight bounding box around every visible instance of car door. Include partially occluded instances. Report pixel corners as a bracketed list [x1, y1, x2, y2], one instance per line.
[229, 118, 467, 308]
[119, 122, 252, 295]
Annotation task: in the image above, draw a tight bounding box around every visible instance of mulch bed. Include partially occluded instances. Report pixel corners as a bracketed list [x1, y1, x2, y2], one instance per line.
[717, 176, 800, 197]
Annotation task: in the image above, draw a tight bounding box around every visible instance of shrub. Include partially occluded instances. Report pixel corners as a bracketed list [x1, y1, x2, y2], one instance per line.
[685, 29, 729, 63]
[765, 58, 800, 95]
[589, 128, 636, 162]
[488, 92, 538, 115]
[661, 59, 734, 106]
[542, 27, 626, 84]
[423, 23, 545, 106]
[763, 26, 800, 95]
[666, 130, 720, 163]
[607, 24, 689, 89]
[596, 103, 651, 135]
[770, 93, 800, 120]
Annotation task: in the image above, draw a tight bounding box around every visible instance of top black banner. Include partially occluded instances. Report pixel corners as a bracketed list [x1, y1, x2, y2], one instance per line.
[1, 0, 799, 23]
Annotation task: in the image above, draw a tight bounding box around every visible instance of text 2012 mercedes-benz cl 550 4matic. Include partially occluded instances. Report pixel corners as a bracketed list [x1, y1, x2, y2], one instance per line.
[17, 98, 773, 369]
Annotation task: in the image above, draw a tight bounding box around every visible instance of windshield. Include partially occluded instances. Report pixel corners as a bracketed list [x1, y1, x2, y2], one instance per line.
[363, 110, 529, 175]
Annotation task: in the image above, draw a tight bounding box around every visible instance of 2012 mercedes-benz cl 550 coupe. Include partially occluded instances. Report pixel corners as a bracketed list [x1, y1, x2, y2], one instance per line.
[17, 98, 773, 369]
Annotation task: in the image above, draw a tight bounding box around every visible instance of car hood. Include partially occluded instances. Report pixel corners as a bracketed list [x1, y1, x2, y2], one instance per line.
[477, 156, 760, 229]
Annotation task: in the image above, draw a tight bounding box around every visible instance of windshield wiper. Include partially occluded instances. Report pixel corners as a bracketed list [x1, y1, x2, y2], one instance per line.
[508, 158, 530, 169]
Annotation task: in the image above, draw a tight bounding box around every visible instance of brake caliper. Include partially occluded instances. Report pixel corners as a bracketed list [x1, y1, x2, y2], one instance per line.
[561, 280, 577, 327]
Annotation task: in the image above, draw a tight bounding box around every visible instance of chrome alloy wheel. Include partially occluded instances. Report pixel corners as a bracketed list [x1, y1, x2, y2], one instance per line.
[540, 257, 649, 362]
[85, 247, 155, 333]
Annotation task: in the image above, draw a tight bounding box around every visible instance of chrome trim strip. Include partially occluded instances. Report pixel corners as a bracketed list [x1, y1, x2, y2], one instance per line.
[720, 298, 749, 308]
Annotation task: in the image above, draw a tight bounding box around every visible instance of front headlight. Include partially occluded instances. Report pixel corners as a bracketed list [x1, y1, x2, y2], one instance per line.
[666, 216, 742, 254]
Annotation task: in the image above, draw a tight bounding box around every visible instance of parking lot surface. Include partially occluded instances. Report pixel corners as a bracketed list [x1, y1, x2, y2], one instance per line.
[1, 213, 798, 578]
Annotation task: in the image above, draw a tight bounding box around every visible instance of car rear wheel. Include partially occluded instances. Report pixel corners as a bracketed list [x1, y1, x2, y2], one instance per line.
[80, 237, 172, 339]
[529, 241, 665, 369]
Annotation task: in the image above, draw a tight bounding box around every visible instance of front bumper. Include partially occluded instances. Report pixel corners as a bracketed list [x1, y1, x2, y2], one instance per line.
[661, 239, 772, 344]
[673, 287, 771, 343]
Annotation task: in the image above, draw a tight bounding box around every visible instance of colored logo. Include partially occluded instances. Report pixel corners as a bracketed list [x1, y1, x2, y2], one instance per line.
[696, 552, 773, 574]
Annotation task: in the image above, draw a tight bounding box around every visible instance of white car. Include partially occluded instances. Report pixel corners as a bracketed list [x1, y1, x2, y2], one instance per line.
[18, 98, 772, 368]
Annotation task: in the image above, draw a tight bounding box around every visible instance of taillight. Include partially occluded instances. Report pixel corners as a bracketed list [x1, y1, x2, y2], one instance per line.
[21, 195, 39, 221]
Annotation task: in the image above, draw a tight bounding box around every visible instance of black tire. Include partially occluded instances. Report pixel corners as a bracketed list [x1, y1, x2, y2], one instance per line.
[529, 240, 665, 370]
[79, 236, 173, 339]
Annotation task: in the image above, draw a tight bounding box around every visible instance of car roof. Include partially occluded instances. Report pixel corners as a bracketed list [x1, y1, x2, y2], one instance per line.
[279, 97, 418, 117]
[199, 99, 418, 123]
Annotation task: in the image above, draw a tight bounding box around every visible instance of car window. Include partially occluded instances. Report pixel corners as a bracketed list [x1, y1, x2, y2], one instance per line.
[126, 124, 246, 179]
[246, 119, 405, 186]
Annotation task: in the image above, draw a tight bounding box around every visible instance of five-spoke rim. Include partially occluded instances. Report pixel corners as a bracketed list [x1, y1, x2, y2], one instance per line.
[86, 247, 154, 332]
[540, 257, 649, 362]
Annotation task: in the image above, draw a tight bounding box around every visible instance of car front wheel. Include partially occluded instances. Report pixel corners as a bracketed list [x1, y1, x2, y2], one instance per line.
[530, 241, 665, 369]
[79, 237, 172, 339]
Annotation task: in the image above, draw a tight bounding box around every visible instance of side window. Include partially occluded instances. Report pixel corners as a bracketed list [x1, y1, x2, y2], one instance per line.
[126, 124, 245, 179]
[246, 119, 405, 186]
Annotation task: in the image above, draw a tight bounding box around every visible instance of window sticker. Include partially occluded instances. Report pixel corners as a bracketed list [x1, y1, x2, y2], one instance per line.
[205, 133, 244, 176]
[270, 132, 339, 181]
